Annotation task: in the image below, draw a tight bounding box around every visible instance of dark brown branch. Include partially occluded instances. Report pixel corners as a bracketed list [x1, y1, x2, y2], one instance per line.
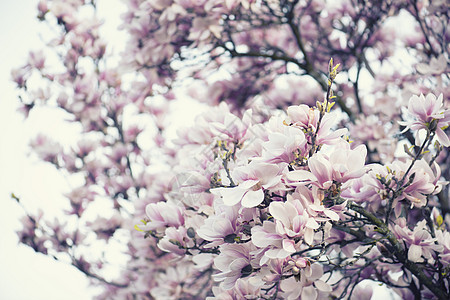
[344, 201, 449, 300]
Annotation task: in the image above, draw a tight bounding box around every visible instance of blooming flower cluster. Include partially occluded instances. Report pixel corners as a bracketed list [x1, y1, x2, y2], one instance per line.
[136, 91, 449, 299]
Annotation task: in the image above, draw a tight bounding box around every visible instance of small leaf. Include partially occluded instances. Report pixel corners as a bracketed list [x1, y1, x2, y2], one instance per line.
[437, 215, 444, 227]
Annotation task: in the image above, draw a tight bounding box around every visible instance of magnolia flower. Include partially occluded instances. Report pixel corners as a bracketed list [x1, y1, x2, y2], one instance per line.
[139, 202, 185, 231]
[392, 219, 443, 262]
[150, 262, 201, 300]
[158, 227, 193, 255]
[416, 54, 447, 75]
[207, 278, 262, 300]
[285, 104, 347, 146]
[213, 243, 257, 290]
[436, 230, 450, 266]
[269, 199, 319, 246]
[399, 93, 450, 146]
[367, 159, 444, 212]
[257, 125, 307, 165]
[212, 161, 282, 208]
[30, 134, 63, 164]
[287, 142, 367, 190]
[197, 206, 241, 248]
[280, 263, 332, 299]
[292, 186, 341, 222]
[251, 221, 289, 265]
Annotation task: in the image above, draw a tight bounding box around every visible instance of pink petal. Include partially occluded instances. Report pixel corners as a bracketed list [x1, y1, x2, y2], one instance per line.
[282, 239, 296, 253]
[324, 209, 339, 221]
[436, 128, 450, 147]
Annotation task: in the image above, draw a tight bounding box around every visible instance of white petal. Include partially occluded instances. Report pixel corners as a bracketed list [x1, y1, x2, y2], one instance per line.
[408, 244, 422, 262]
[241, 189, 264, 208]
[306, 218, 320, 229]
[286, 170, 317, 183]
[215, 187, 246, 206]
[314, 280, 332, 292]
[269, 202, 288, 224]
[324, 209, 339, 221]
[304, 228, 314, 245]
[301, 285, 318, 300]
[436, 128, 450, 147]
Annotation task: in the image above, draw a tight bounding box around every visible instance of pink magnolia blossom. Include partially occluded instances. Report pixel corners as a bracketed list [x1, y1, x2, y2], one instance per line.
[292, 186, 341, 222]
[158, 227, 193, 255]
[269, 198, 320, 246]
[212, 161, 282, 208]
[213, 243, 257, 290]
[257, 124, 308, 165]
[399, 93, 450, 146]
[280, 263, 331, 300]
[140, 202, 185, 231]
[197, 206, 241, 248]
[251, 221, 289, 264]
[436, 230, 450, 266]
[286, 142, 367, 190]
[392, 218, 443, 262]
[285, 104, 348, 146]
[207, 277, 262, 300]
[367, 159, 444, 211]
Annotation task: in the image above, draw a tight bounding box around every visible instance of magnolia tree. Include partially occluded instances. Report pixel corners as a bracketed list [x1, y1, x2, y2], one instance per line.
[12, 0, 450, 299]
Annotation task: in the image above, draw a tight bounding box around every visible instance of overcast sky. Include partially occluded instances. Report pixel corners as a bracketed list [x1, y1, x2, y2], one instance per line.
[0, 2, 201, 299]
[0, 1, 100, 299]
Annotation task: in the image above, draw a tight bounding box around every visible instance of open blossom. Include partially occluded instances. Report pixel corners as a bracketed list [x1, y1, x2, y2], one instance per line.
[207, 278, 262, 300]
[292, 186, 341, 222]
[212, 161, 282, 208]
[150, 262, 204, 300]
[158, 227, 193, 255]
[257, 124, 308, 165]
[197, 206, 241, 248]
[280, 263, 331, 300]
[436, 230, 450, 266]
[399, 93, 450, 146]
[286, 141, 367, 190]
[213, 243, 257, 290]
[367, 159, 444, 212]
[251, 221, 289, 264]
[285, 104, 348, 146]
[139, 202, 185, 231]
[269, 198, 319, 246]
[251, 199, 321, 264]
[392, 218, 443, 262]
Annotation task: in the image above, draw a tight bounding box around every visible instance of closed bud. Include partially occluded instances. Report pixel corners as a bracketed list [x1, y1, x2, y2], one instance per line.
[187, 227, 196, 238]
[429, 119, 438, 131]
[224, 233, 237, 243]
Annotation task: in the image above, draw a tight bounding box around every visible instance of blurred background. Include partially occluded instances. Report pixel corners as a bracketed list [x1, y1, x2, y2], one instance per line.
[0, 1, 119, 298]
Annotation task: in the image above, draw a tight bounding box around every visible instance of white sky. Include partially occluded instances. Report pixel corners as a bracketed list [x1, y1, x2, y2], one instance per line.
[0, 1, 201, 299]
